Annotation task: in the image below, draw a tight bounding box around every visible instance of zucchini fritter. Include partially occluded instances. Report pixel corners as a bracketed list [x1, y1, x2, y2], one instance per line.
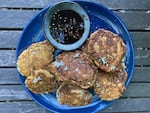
[17, 40, 54, 77]
[94, 69, 127, 101]
[56, 82, 92, 106]
[49, 50, 97, 89]
[82, 29, 126, 72]
[25, 69, 56, 94]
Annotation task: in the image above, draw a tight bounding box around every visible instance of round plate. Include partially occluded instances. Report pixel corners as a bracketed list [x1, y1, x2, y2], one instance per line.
[16, 1, 135, 113]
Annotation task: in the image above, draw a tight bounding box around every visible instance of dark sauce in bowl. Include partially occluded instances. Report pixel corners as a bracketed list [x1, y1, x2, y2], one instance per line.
[49, 10, 84, 44]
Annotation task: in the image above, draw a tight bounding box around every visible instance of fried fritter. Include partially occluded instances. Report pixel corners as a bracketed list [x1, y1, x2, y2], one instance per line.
[49, 50, 97, 89]
[82, 29, 126, 72]
[94, 69, 127, 101]
[25, 69, 56, 94]
[17, 40, 54, 77]
[56, 82, 92, 106]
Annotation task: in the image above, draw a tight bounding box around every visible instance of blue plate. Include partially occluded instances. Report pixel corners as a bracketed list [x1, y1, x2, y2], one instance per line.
[16, 0, 135, 113]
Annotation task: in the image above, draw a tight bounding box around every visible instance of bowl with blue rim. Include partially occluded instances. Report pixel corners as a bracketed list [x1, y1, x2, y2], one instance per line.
[42, 1, 90, 51]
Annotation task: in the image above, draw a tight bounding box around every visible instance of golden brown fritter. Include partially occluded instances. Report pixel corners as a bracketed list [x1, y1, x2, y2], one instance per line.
[48, 50, 97, 89]
[56, 82, 92, 106]
[94, 69, 127, 101]
[25, 69, 56, 94]
[17, 40, 54, 77]
[82, 29, 126, 72]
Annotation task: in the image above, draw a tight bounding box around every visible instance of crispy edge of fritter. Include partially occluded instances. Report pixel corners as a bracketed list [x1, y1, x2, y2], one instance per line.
[48, 50, 97, 89]
[56, 82, 92, 106]
[17, 40, 55, 77]
[94, 69, 128, 101]
[81, 29, 126, 72]
[25, 69, 56, 94]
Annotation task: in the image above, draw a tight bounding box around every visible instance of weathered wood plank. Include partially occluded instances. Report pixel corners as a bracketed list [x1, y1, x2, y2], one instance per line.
[0, 68, 19, 84]
[103, 112, 150, 113]
[0, 10, 150, 30]
[0, 98, 150, 113]
[0, 85, 31, 101]
[133, 67, 150, 82]
[0, 0, 55, 8]
[0, 10, 38, 29]
[0, 50, 16, 67]
[102, 98, 150, 113]
[96, 0, 150, 10]
[1, 31, 150, 49]
[131, 32, 150, 49]
[0, 67, 149, 85]
[0, 101, 47, 113]
[0, 0, 149, 10]
[0, 49, 150, 67]
[0, 30, 150, 49]
[0, 31, 20, 48]
[117, 112, 150, 113]
[116, 11, 150, 31]
[123, 83, 150, 97]
[0, 83, 149, 101]
[135, 50, 150, 65]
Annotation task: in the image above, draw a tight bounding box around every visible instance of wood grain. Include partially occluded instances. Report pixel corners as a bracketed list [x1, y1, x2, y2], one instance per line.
[1, 31, 150, 49]
[0, 98, 150, 113]
[123, 83, 150, 97]
[102, 98, 150, 113]
[0, 83, 150, 101]
[131, 32, 150, 48]
[0, 85, 31, 101]
[115, 11, 150, 30]
[0, 67, 149, 85]
[133, 67, 150, 82]
[0, 101, 46, 113]
[0, 31, 20, 48]
[0, 10, 38, 29]
[0, 10, 149, 30]
[0, 0, 149, 113]
[0, 68, 19, 84]
[0, 0, 149, 10]
[135, 50, 150, 65]
[0, 50, 16, 67]
[0, 49, 149, 67]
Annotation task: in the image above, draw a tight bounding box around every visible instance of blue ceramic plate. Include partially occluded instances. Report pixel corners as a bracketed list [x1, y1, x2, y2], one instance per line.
[16, 0, 134, 113]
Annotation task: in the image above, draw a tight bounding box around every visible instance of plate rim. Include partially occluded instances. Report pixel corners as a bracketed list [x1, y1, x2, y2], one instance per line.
[16, 0, 135, 113]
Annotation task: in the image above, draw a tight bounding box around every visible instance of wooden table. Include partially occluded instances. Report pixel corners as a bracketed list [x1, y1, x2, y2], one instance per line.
[0, 0, 150, 113]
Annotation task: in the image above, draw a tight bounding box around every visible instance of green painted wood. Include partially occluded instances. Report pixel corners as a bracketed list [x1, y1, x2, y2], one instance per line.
[0, 0, 149, 10]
